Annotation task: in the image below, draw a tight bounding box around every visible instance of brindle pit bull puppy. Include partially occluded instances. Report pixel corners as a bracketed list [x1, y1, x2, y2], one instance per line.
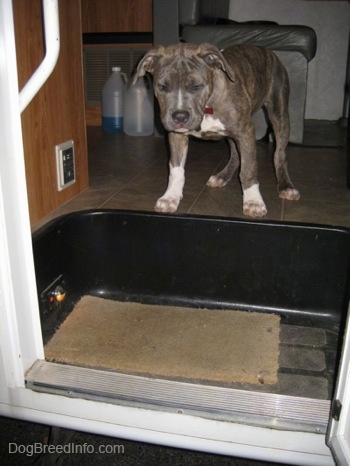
[135, 43, 300, 217]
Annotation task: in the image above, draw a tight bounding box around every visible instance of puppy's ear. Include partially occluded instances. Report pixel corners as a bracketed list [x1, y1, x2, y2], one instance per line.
[199, 44, 235, 82]
[133, 46, 164, 84]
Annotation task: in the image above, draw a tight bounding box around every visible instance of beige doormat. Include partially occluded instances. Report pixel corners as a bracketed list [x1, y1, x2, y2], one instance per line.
[45, 296, 280, 385]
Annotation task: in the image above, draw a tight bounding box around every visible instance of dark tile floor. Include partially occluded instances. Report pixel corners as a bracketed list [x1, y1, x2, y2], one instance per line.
[4, 120, 347, 465]
[33, 120, 350, 232]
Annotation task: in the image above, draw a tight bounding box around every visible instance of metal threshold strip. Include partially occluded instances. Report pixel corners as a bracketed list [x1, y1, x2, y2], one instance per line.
[26, 360, 330, 433]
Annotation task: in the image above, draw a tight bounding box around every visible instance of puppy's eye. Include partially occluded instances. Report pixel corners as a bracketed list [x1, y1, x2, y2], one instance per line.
[158, 83, 170, 93]
[189, 83, 204, 92]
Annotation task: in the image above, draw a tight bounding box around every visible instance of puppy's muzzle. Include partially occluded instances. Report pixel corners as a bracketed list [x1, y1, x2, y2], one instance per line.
[172, 110, 190, 125]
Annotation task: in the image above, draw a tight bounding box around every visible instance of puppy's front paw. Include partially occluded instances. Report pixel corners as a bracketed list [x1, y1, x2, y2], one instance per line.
[155, 197, 180, 213]
[279, 188, 300, 201]
[243, 184, 267, 217]
[207, 175, 228, 188]
[243, 200, 267, 218]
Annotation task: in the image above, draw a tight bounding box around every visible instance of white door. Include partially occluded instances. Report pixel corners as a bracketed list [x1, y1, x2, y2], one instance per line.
[327, 303, 350, 465]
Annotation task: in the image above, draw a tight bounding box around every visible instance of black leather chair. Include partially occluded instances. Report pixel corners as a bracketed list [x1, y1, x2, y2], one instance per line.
[153, 0, 317, 144]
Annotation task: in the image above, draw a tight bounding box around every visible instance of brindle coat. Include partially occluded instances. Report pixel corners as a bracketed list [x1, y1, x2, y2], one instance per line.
[135, 43, 300, 217]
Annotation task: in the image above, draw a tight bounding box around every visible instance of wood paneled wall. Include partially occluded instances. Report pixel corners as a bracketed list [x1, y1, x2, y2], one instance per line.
[82, 0, 153, 33]
[13, 0, 89, 226]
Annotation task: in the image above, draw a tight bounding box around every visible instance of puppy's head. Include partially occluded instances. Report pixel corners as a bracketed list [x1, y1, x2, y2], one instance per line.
[134, 43, 235, 132]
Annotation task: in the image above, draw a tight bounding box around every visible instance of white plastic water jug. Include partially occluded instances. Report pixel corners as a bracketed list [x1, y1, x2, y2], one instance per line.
[123, 75, 154, 136]
[101, 67, 127, 132]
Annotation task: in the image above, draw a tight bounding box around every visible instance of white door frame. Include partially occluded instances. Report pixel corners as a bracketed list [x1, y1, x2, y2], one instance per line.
[0, 2, 347, 465]
[328, 303, 350, 465]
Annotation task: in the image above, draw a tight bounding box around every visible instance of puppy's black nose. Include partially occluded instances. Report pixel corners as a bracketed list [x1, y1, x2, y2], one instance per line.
[172, 111, 190, 124]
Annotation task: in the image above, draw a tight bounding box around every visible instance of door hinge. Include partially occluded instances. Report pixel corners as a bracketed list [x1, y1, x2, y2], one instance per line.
[331, 399, 342, 421]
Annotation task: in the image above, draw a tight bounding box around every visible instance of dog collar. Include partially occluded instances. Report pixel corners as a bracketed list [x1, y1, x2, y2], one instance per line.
[204, 107, 213, 114]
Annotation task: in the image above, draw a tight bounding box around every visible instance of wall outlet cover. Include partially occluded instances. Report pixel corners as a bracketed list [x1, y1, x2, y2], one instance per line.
[55, 140, 76, 191]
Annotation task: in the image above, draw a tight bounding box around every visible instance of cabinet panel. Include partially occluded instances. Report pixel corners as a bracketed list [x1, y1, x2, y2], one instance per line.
[82, 0, 153, 33]
[13, 0, 89, 225]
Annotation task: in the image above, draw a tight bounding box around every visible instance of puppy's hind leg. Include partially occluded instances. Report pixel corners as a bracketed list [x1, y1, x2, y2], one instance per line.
[265, 89, 300, 201]
[207, 138, 240, 188]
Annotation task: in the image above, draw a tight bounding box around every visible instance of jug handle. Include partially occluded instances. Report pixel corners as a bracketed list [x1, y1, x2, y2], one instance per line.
[121, 73, 128, 85]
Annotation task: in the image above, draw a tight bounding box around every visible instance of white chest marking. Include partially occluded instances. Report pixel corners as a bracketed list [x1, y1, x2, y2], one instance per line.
[188, 114, 226, 137]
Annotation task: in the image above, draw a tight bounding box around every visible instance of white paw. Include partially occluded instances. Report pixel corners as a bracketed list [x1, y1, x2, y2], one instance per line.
[207, 175, 227, 188]
[243, 200, 267, 218]
[279, 188, 300, 201]
[243, 184, 267, 218]
[155, 197, 180, 213]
